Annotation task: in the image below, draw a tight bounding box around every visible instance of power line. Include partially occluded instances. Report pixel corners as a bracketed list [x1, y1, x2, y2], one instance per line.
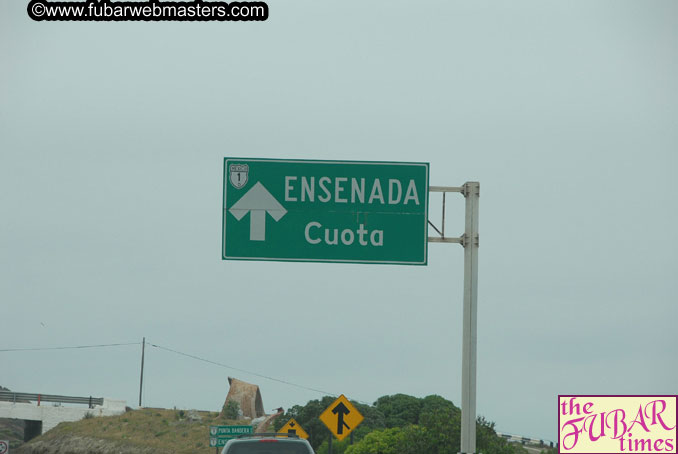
[148, 342, 367, 403]
[0, 342, 141, 352]
[0, 340, 368, 405]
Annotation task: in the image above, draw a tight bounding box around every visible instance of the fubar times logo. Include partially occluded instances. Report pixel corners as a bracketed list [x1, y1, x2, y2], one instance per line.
[559, 396, 677, 454]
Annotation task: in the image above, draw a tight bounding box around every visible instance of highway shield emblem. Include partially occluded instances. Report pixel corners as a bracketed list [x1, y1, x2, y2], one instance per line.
[229, 164, 249, 189]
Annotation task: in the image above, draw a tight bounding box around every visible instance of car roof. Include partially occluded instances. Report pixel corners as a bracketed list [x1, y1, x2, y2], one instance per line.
[221, 434, 313, 454]
[233, 433, 305, 440]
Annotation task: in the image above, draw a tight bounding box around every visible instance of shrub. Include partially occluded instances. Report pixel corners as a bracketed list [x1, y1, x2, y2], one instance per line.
[223, 400, 240, 419]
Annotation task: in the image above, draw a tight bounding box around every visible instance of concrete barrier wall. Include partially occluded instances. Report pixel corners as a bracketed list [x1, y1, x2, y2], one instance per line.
[0, 398, 127, 433]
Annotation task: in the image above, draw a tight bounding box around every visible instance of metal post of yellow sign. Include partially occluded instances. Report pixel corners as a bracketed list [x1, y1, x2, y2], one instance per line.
[278, 418, 309, 439]
[319, 394, 364, 442]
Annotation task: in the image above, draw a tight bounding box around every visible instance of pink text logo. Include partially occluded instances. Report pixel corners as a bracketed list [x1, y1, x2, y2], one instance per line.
[559, 396, 677, 454]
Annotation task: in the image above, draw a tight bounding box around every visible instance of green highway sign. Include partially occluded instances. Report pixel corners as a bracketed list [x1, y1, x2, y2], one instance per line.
[222, 158, 429, 265]
[209, 425, 253, 447]
[209, 438, 229, 448]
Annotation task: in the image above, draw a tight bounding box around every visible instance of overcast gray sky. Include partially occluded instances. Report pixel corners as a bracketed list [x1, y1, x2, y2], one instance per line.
[1, 0, 676, 442]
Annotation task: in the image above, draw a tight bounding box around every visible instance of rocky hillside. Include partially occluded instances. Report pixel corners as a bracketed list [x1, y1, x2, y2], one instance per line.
[16, 434, 157, 454]
[0, 418, 24, 450]
[15, 407, 246, 454]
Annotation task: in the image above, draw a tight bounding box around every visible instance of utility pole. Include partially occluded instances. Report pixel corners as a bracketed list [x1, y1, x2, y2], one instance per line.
[139, 337, 145, 407]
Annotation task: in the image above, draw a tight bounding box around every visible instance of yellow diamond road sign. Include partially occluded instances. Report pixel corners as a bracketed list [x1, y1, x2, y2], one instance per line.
[319, 394, 364, 441]
[278, 418, 309, 439]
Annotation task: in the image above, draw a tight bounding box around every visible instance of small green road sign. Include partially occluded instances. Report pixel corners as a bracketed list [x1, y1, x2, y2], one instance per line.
[209, 425, 253, 447]
[222, 158, 429, 265]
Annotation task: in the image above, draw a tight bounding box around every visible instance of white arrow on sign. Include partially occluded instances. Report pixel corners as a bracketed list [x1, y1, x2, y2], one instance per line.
[229, 182, 287, 241]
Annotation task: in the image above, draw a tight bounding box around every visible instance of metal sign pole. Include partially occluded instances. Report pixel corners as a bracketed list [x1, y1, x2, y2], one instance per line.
[460, 182, 479, 454]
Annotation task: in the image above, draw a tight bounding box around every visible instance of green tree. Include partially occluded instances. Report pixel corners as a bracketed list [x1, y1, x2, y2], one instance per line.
[420, 394, 459, 416]
[344, 427, 407, 454]
[400, 425, 434, 454]
[350, 401, 386, 440]
[274, 393, 526, 454]
[316, 438, 352, 454]
[374, 394, 423, 428]
[344, 425, 433, 454]
[419, 406, 462, 454]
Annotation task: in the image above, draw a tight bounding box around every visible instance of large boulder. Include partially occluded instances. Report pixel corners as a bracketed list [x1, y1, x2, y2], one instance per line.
[221, 377, 265, 419]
